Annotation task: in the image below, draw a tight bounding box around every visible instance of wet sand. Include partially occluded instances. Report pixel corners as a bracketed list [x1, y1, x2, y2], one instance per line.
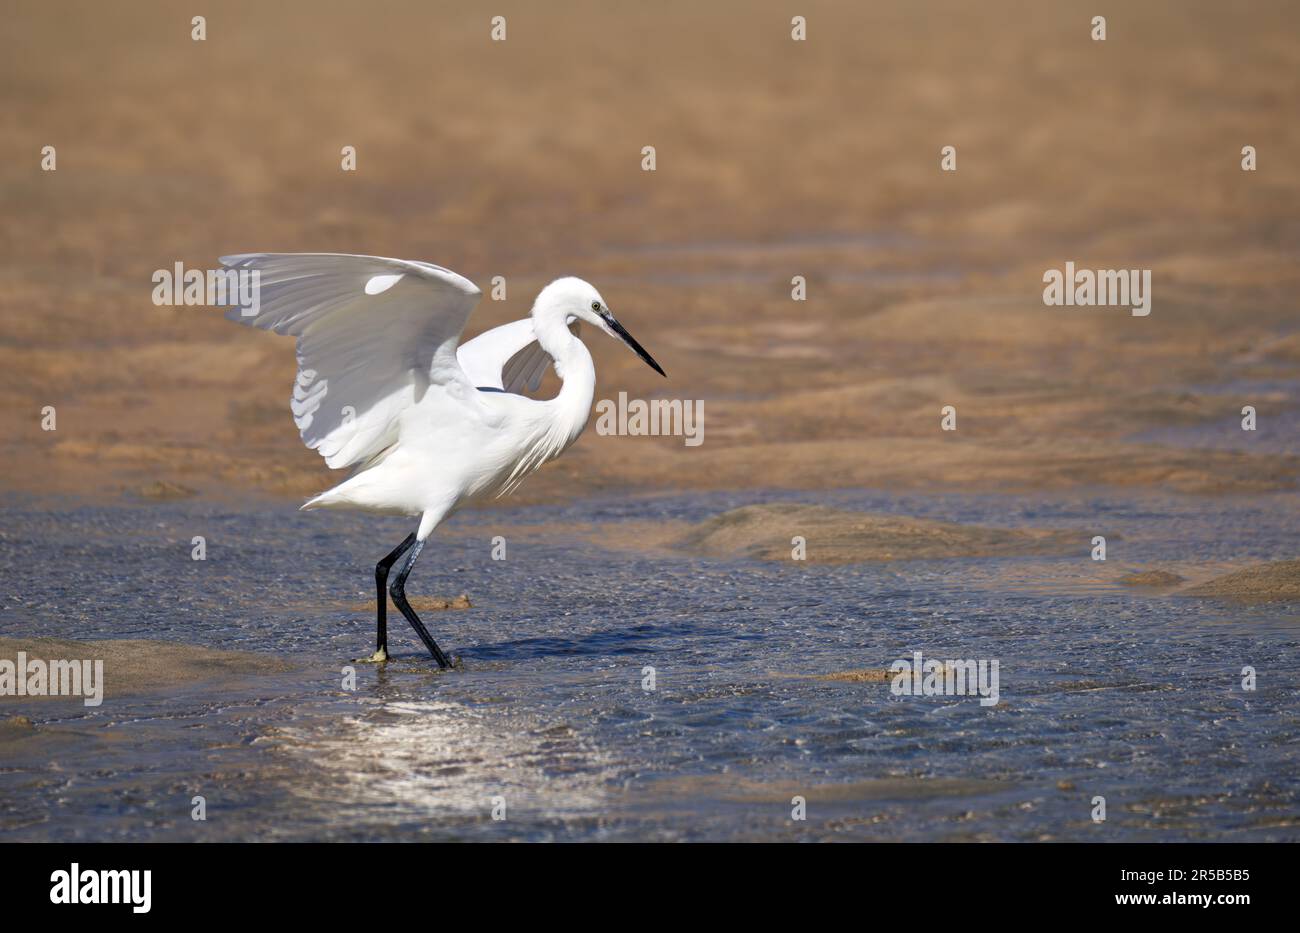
[673, 502, 1081, 563]
[344, 594, 472, 614]
[0, 714, 38, 743]
[0, 637, 293, 702]
[1182, 560, 1300, 602]
[1118, 570, 1187, 587]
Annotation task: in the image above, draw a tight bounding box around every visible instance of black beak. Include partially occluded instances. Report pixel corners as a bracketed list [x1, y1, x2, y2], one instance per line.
[604, 313, 666, 377]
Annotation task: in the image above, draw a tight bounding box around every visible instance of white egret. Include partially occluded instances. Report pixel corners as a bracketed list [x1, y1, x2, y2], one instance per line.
[222, 253, 665, 667]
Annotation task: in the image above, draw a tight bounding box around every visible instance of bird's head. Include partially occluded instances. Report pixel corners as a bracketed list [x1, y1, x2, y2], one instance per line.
[537, 277, 666, 377]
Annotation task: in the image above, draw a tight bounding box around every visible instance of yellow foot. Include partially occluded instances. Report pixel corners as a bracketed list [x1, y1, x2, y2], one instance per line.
[351, 648, 389, 664]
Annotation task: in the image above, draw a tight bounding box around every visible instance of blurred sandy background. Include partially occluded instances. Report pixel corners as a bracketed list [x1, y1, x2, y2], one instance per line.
[2, 0, 1298, 504]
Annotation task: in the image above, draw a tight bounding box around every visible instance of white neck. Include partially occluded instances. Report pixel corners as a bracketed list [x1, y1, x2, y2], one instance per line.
[533, 303, 595, 449]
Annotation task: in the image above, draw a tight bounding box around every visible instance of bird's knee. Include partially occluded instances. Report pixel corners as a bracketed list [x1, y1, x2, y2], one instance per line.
[388, 580, 405, 602]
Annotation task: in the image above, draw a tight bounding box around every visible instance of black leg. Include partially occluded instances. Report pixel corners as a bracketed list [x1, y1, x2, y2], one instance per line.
[389, 539, 452, 668]
[373, 533, 416, 657]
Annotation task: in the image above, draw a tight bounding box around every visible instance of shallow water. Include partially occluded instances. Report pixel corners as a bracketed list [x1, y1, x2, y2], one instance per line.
[0, 488, 1297, 841]
[1126, 378, 1300, 456]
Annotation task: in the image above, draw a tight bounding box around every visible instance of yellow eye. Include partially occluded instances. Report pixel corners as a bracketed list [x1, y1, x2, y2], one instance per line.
[591, 301, 601, 312]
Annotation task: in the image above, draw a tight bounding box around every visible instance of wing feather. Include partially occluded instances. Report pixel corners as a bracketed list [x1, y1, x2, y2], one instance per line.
[223, 252, 482, 470]
[458, 318, 578, 395]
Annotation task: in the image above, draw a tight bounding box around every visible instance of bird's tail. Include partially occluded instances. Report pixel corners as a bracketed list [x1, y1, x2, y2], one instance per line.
[301, 487, 346, 511]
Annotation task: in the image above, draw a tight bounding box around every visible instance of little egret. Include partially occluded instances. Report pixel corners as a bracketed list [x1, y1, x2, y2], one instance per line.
[222, 253, 665, 667]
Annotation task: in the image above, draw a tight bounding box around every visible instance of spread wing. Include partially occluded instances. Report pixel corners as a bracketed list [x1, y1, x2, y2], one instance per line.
[222, 252, 482, 470]
[457, 317, 579, 394]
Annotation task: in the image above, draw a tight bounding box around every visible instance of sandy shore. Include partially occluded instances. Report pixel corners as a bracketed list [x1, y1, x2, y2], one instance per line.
[1118, 570, 1187, 587]
[1, 0, 1297, 507]
[1182, 560, 1300, 602]
[673, 502, 1081, 563]
[0, 637, 293, 703]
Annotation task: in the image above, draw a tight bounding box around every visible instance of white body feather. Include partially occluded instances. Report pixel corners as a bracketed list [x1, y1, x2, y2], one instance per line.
[223, 253, 603, 540]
